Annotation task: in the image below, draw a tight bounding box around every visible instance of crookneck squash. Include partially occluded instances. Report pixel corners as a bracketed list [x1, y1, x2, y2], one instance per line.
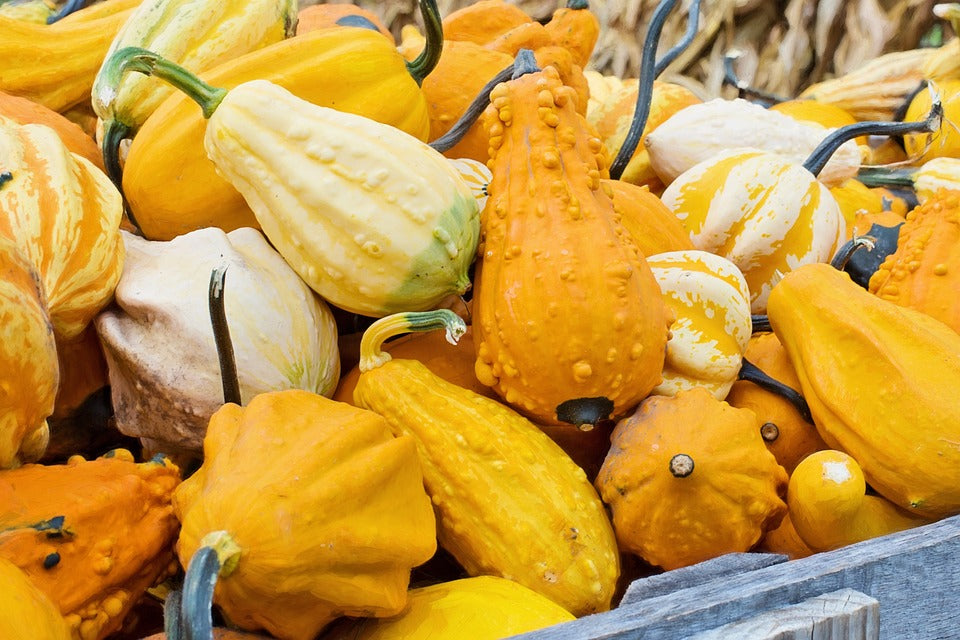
[0, 451, 181, 640]
[473, 57, 669, 427]
[353, 310, 621, 616]
[173, 390, 437, 640]
[768, 262, 960, 518]
[595, 388, 788, 571]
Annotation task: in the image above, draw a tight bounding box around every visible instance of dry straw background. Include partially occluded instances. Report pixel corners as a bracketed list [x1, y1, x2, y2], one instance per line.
[302, 0, 944, 100]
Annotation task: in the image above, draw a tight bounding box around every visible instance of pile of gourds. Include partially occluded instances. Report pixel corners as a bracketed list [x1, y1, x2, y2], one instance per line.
[2, 0, 960, 638]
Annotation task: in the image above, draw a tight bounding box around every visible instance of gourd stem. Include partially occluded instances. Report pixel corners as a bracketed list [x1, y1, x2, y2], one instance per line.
[430, 62, 515, 152]
[164, 590, 183, 640]
[654, 0, 701, 77]
[738, 358, 813, 424]
[802, 98, 944, 177]
[208, 266, 242, 406]
[610, 0, 680, 180]
[830, 236, 876, 270]
[335, 14, 381, 31]
[97, 47, 228, 120]
[46, 0, 89, 23]
[99, 120, 143, 234]
[934, 4, 960, 35]
[181, 547, 219, 640]
[406, 0, 443, 86]
[669, 453, 694, 478]
[567, 0, 589, 9]
[511, 48, 540, 78]
[751, 314, 772, 333]
[856, 166, 917, 189]
[358, 310, 466, 373]
[721, 50, 789, 106]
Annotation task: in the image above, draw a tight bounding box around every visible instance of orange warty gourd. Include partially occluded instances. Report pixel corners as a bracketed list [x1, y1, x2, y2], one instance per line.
[473, 57, 670, 427]
[603, 180, 694, 256]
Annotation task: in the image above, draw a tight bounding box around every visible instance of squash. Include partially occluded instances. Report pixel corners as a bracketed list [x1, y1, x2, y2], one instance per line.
[859, 157, 960, 204]
[788, 450, 932, 551]
[0, 451, 181, 640]
[0, 0, 140, 112]
[172, 390, 437, 640]
[595, 388, 788, 571]
[473, 57, 669, 427]
[603, 180, 694, 256]
[323, 576, 575, 640]
[95, 227, 341, 461]
[725, 333, 828, 474]
[0, 557, 71, 640]
[0, 91, 103, 169]
[353, 310, 620, 616]
[441, 0, 531, 45]
[118, 12, 439, 240]
[646, 250, 752, 399]
[0, 0, 53, 22]
[903, 81, 960, 163]
[868, 189, 960, 333]
[767, 262, 960, 518]
[92, 0, 298, 187]
[756, 512, 814, 560]
[295, 3, 393, 41]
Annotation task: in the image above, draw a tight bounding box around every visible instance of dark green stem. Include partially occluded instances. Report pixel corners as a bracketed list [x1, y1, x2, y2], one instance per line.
[99, 119, 139, 228]
[98, 47, 227, 120]
[738, 358, 813, 424]
[567, 0, 589, 8]
[721, 50, 789, 106]
[803, 98, 944, 177]
[830, 236, 876, 270]
[511, 48, 540, 79]
[654, 0, 701, 77]
[751, 314, 772, 333]
[46, 0, 89, 23]
[406, 0, 443, 86]
[856, 166, 917, 189]
[335, 14, 382, 31]
[181, 547, 219, 640]
[208, 266, 241, 406]
[610, 0, 680, 180]
[164, 590, 183, 640]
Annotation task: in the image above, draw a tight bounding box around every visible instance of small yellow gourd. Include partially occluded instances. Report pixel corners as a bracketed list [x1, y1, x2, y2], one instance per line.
[0, 557, 71, 640]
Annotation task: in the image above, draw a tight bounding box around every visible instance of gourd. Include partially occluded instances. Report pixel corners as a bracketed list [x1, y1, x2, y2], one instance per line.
[858, 157, 960, 204]
[903, 81, 960, 162]
[646, 250, 752, 399]
[472, 55, 669, 427]
[295, 3, 393, 40]
[788, 450, 932, 551]
[353, 310, 621, 616]
[115, 4, 440, 240]
[172, 390, 437, 640]
[725, 332, 827, 474]
[92, 0, 299, 187]
[604, 181, 694, 256]
[0, 0, 140, 112]
[0, 0, 53, 22]
[441, 0, 531, 45]
[95, 227, 340, 461]
[829, 179, 900, 238]
[322, 576, 575, 640]
[0, 451, 181, 640]
[868, 189, 960, 333]
[0, 91, 103, 169]
[767, 262, 960, 518]
[101, 48, 479, 317]
[0, 557, 71, 640]
[595, 388, 788, 571]
[757, 512, 814, 560]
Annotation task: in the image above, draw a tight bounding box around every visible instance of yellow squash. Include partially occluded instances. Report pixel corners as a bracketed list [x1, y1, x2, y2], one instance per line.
[0, 557, 71, 640]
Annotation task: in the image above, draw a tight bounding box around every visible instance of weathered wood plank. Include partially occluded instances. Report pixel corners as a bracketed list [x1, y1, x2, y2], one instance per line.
[687, 589, 879, 640]
[509, 514, 960, 640]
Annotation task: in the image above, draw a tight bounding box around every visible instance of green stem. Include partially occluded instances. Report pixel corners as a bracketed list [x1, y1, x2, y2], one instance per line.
[654, 0, 701, 77]
[181, 532, 241, 640]
[99, 119, 141, 233]
[567, 0, 589, 8]
[97, 47, 227, 120]
[406, 0, 443, 86]
[856, 166, 917, 189]
[46, 0, 88, 23]
[358, 310, 466, 373]
[751, 314, 772, 333]
[208, 266, 241, 406]
[721, 50, 789, 106]
[610, 0, 681, 180]
[738, 358, 813, 424]
[164, 590, 183, 640]
[830, 236, 876, 271]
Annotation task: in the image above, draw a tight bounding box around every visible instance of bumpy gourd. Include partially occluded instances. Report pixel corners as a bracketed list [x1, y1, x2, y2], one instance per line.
[0, 451, 181, 640]
[768, 262, 960, 517]
[604, 180, 694, 256]
[788, 450, 932, 551]
[95, 227, 340, 459]
[868, 189, 960, 333]
[441, 0, 531, 45]
[0, 557, 71, 640]
[595, 388, 788, 571]
[173, 390, 437, 640]
[354, 311, 621, 616]
[473, 61, 669, 427]
[646, 250, 752, 399]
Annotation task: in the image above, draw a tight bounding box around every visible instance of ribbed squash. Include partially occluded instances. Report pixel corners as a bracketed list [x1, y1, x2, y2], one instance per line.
[0, 92, 103, 169]
[295, 3, 393, 40]
[604, 180, 694, 256]
[473, 61, 669, 427]
[354, 311, 621, 616]
[120, 26, 435, 240]
[0, 451, 181, 640]
[788, 450, 932, 552]
[595, 388, 788, 571]
[646, 251, 752, 399]
[725, 332, 827, 474]
[868, 189, 960, 333]
[0, 557, 71, 640]
[768, 262, 960, 518]
[0, 0, 140, 112]
[323, 576, 575, 640]
[173, 390, 437, 640]
[769, 99, 868, 149]
[914, 157, 960, 201]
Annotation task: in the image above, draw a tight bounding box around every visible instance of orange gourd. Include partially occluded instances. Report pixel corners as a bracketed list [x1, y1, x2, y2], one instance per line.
[441, 0, 532, 45]
[295, 3, 393, 41]
[0, 91, 103, 170]
[604, 181, 694, 256]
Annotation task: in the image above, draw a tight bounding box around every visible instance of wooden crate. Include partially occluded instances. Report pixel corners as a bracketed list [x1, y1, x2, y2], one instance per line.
[510, 514, 960, 639]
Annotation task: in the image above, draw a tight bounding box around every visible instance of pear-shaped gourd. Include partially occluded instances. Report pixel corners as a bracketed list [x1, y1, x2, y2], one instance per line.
[95, 227, 340, 460]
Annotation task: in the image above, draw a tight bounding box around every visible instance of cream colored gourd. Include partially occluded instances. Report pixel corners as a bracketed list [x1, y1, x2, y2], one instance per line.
[661, 148, 845, 312]
[95, 227, 340, 459]
[647, 250, 752, 399]
[645, 98, 861, 188]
